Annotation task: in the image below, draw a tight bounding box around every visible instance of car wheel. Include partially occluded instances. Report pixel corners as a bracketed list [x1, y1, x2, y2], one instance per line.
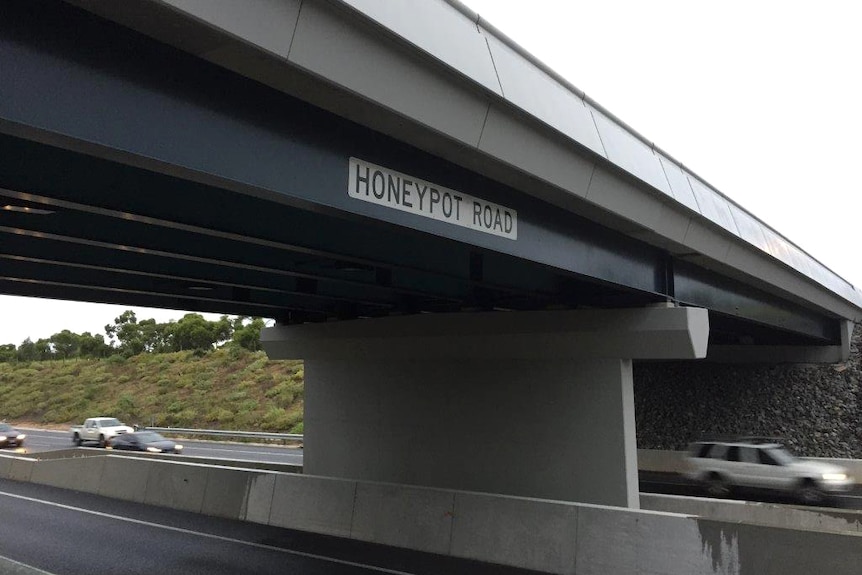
[797, 479, 825, 505]
[706, 473, 730, 498]
[73, 433, 82, 447]
[99, 434, 107, 448]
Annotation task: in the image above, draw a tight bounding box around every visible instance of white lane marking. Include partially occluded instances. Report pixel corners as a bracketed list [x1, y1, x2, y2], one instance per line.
[190, 445, 298, 456]
[0, 492, 413, 575]
[0, 554, 56, 575]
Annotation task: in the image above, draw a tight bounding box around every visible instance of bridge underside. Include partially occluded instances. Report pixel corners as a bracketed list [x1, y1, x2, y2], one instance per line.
[0, 0, 846, 354]
[0, 0, 855, 510]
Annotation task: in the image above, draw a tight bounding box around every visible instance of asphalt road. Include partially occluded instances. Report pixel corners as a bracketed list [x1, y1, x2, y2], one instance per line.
[13, 428, 303, 466]
[11, 428, 862, 511]
[0, 479, 542, 575]
[639, 471, 862, 510]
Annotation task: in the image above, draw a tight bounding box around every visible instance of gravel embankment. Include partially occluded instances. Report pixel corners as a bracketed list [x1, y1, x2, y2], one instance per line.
[634, 324, 861, 458]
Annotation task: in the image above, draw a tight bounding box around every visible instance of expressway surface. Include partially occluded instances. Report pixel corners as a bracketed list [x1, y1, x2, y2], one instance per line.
[0, 479, 542, 575]
[640, 471, 862, 510]
[14, 428, 303, 466]
[11, 428, 862, 511]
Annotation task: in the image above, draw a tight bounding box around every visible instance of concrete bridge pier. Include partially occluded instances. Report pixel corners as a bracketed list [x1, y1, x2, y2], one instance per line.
[262, 307, 708, 508]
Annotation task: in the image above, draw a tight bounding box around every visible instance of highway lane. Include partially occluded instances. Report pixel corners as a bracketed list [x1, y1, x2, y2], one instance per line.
[0, 479, 541, 575]
[640, 471, 862, 510]
[13, 428, 862, 510]
[13, 428, 304, 466]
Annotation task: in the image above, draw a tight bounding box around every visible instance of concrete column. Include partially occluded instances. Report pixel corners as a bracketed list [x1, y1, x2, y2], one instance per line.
[262, 307, 708, 508]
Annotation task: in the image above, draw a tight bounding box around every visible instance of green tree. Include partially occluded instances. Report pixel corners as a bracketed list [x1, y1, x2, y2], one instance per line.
[0, 343, 16, 362]
[50, 330, 80, 360]
[230, 317, 265, 351]
[34, 338, 53, 360]
[105, 310, 145, 357]
[170, 313, 229, 351]
[78, 332, 112, 359]
[16, 338, 38, 362]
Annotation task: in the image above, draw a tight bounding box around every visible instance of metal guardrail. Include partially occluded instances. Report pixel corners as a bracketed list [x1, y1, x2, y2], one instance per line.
[143, 426, 303, 442]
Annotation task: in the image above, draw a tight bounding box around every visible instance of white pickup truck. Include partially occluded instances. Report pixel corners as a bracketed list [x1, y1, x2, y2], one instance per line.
[71, 417, 134, 447]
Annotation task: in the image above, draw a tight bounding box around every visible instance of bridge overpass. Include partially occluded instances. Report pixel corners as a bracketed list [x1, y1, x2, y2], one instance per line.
[1, 0, 860, 508]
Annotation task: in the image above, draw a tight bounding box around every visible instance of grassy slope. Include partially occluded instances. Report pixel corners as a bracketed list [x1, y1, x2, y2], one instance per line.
[0, 348, 304, 432]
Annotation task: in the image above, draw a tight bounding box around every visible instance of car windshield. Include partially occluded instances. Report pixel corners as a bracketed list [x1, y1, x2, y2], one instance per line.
[136, 432, 165, 442]
[99, 418, 122, 426]
[0, 423, 11, 432]
[765, 447, 795, 465]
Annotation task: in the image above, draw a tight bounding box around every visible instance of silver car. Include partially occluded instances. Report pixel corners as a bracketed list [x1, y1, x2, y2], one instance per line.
[685, 438, 854, 504]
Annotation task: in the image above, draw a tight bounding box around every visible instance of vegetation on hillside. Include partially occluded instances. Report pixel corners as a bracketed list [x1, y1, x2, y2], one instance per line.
[0, 309, 304, 432]
[0, 347, 304, 432]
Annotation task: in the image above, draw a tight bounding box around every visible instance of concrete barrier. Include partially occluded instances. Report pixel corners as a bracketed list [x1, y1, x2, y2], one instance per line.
[450, 491, 578, 573]
[29, 455, 106, 493]
[267, 473, 357, 537]
[0, 454, 14, 479]
[2, 450, 862, 574]
[244, 472, 277, 524]
[575, 504, 727, 575]
[638, 449, 687, 473]
[642, 493, 862, 533]
[97, 456, 153, 503]
[351, 482, 455, 555]
[201, 465, 262, 519]
[143, 459, 210, 513]
[8, 457, 36, 482]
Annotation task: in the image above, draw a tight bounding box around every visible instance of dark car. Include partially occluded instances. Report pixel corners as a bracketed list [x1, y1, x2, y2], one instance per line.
[0, 423, 26, 448]
[108, 431, 183, 454]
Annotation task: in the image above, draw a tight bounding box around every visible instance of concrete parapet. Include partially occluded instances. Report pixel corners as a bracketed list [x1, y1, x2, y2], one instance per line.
[143, 460, 209, 513]
[0, 455, 13, 479]
[638, 449, 687, 473]
[30, 456, 106, 494]
[576, 504, 722, 575]
[6, 450, 862, 574]
[201, 465, 256, 519]
[244, 472, 277, 524]
[642, 493, 862, 534]
[351, 482, 455, 555]
[723, 521, 862, 573]
[267, 474, 356, 538]
[97, 456, 153, 503]
[450, 491, 578, 573]
[8, 457, 36, 482]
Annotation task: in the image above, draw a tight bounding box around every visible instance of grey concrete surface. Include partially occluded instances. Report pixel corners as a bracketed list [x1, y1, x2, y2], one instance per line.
[8, 458, 35, 482]
[450, 491, 579, 573]
[265, 307, 707, 508]
[266, 473, 356, 537]
[200, 465, 256, 519]
[351, 482, 455, 555]
[4, 451, 862, 574]
[642, 493, 862, 533]
[29, 456, 105, 493]
[143, 459, 209, 513]
[0, 455, 13, 479]
[243, 472, 277, 524]
[97, 456, 152, 503]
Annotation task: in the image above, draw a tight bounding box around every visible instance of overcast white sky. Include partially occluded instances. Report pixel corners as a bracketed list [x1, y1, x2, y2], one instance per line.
[1, 0, 860, 346]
